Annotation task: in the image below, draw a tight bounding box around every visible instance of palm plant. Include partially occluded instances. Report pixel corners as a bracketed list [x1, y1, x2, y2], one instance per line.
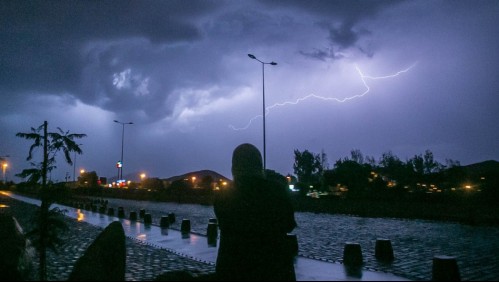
[16, 121, 86, 281]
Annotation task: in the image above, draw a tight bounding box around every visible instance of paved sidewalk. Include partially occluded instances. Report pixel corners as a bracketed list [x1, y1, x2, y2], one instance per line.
[2, 191, 409, 281]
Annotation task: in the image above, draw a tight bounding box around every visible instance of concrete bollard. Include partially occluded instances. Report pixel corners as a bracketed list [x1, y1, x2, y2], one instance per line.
[160, 216, 170, 228]
[432, 255, 460, 281]
[287, 234, 299, 257]
[207, 222, 218, 246]
[375, 238, 394, 261]
[107, 207, 115, 216]
[343, 242, 363, 266]
[143, 213, 152, 225]
[129, 211, 137, 221]
[139, 209, 146, 219]
[168, 212, 176, 224]
[181, 219, 191, 234]
[117, 207, 125, 218]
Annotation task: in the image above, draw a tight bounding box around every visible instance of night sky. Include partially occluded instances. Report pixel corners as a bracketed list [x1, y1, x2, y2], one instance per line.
[1, 0, 498, 182]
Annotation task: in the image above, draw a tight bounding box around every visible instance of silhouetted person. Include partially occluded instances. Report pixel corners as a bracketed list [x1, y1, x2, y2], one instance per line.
[214, 143, 297, 281]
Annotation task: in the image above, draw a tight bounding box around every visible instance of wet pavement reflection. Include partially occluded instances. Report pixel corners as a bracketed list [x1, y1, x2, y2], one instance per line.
[2, 191, 410, 281]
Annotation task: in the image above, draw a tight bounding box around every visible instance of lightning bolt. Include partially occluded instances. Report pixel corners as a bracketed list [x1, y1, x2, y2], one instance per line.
[229, 62, 417, 131]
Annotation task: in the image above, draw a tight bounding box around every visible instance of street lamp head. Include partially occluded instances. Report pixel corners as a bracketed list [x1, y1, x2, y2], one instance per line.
[248, 54, 256, 59]
[270, 62, 277, 65]
[114, 120, 134, 125]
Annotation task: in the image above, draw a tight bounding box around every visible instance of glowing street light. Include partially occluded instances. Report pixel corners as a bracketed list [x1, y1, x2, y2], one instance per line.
[114, 120, 133, 181]
[248, 54, 277, 170]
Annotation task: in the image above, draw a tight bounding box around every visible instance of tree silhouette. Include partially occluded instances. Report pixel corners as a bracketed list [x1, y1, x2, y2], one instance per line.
[142, 177, 165, 190]
[328, 158, 371, 197]
[293, 149, 322, 189]
[16, 121, 86, 281]
[78, 171, 99, 188]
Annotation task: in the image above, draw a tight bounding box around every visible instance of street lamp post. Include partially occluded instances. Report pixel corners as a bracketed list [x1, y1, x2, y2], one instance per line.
[73, 144, 82, 183]
[114, 120, 133, 182]
[2, 163, 8, 183]
[248, 54, 277, 170]
[1, 155, 9, 184]
[140, 173, 146, 188]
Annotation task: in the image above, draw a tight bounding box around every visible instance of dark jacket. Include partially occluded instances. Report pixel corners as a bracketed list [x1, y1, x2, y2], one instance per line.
[214, 176, 297, 281]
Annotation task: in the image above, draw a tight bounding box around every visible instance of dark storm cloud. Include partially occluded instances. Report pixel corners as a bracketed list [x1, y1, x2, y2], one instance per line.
[1, 0, 498, 183]
[298, 48, 344, 61]
[263, 0, 399, 19]
[0, 0, 219, 94]
[262, 0, 401, 61]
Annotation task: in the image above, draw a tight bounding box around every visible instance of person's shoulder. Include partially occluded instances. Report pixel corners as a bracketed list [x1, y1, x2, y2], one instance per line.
[263, 177, 286, 188]
[214, 187, 234, 206]
[262, 178, 289, 197]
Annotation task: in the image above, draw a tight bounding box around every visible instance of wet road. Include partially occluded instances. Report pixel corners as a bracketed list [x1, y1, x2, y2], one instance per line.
[95, 196, 499, 281]
[3, 192, 499, 281]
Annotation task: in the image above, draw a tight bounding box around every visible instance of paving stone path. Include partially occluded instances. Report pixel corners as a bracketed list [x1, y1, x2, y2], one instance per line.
[1, 195, 215, 281]
[97, 197, 499, 281]
[3, 194, 499, 281]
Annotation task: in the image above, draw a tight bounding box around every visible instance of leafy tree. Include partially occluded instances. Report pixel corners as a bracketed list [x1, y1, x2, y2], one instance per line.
[15, 166, 44, 184]
[293, 149, 322, 190]
[78, 171, 99, 188]
[318, 149, 329, 175]
[16, 121, 85, 281]
[423, 150, 443, 174]
[128, 181, 139, 189]
[350, 149, 365, 164]
[324, 159, 371, 197]
[378, 151, 410, 185]
[142, 177, 165, 190]
[168, 179, 192, 192]
[410, 154, 425, 176]
[440, 161, 466, 190]
[407, 150, 444, 186]
[200, 175, 214, 190]
[445, 158, 461, 168]
[365, 155, 377, 168]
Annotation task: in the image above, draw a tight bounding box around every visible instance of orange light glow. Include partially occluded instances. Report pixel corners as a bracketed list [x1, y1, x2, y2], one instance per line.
[77, 211, 85, 222]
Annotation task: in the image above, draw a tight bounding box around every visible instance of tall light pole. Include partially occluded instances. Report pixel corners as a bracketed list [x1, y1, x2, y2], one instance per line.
[248, 54, 277, 170]
[114, 120, 133, 181]
[73, 144, 82, 183]
[1, 155, 9, 184]
[2, 163, 8, 183]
